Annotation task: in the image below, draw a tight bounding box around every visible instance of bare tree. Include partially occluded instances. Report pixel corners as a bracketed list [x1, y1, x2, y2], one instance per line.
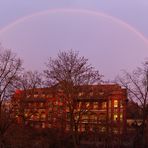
[44, 50, 102, 147]
[12, 70, 43, 126]
[117, 61, 148, 147]
[18, 70, 42, 91]
[0, 47, 23, 147]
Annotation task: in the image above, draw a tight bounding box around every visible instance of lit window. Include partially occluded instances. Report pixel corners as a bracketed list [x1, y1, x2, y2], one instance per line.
[114, 100, 118, 108]
[90, 91, 93, 96]
[78, 92, 84, 97]
[25, 113, 28, 117]
[53, 101, 58, 105]
[30, 115, 34, 120]
[40, 102, 44, 107]
[42, 123, 45, 128]
[102, 102, 106, 109]
[34, 94, 38, 98]
[86, 102, 90, 108]
[42, 94, 45, 97]
[93, 102, 98, 109]
[78, 102, 82, 108]
[120, 114, 123, 121]
[114, 114, 118, 121]
[40, 113, 46, 120]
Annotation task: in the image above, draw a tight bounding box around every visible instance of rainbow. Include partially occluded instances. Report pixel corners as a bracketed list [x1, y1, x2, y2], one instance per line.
[0, 8, 147, 45]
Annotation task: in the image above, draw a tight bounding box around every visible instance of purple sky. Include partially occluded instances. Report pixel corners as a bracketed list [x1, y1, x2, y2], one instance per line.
[0, 0, 148, 80]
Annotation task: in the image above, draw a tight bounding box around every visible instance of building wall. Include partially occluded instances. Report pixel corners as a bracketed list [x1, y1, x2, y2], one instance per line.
[12, 84, 127, 134]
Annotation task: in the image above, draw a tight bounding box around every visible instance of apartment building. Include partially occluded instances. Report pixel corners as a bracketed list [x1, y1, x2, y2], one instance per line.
[12, 84, 127, 134]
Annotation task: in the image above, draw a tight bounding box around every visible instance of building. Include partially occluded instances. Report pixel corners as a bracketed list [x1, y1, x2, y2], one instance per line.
[12, 84, 127, 134]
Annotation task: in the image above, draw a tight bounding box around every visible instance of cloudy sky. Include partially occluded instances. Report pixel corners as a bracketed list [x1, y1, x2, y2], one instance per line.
[0, 0, 148, 80]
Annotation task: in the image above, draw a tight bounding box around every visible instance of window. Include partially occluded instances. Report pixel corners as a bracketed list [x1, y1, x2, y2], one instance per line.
[48, 102, 53, 107]
[66, 107, 69, 112]
[47, 94, 53, 98]
[30, 115, 34, 120]
[82, 115, 88, 120]
[114, 100, 118, 108]
[90, 91, 93, 97]
[42, 94, 45, 97]
[28, 103, 32, 107]
[90, 114, 97, 121]
[34, 94, 38, 98]
[99, 114, 106, 121]
[48, 124, 51, 128]
[120, 100, 123, 108]
[40, 102, 44, 107]
[114, 114, 118, 121]
[33, 103, 37, 107]
[25, 113, 28, 117]
[78, 102, 82, 108]
[42, 123, 45, 128]
[78, 92, 84, 97]
[120, 113, 123, 121]
[66, 125, 70, 131]
[40, 113, 46, 120]
[102, 102, 106, 109]
[85, 102, 90, 108]
[34, 113, 39, 120]
[81, 124, 85, 132]
[114, 108, 118, 113]
[93, 102, 98, 109]
[55, 101, 59, 105]
[67, 112, 70, 119]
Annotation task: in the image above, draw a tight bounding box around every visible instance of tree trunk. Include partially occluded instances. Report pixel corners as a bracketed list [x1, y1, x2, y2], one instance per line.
[70, 116, 78, 148]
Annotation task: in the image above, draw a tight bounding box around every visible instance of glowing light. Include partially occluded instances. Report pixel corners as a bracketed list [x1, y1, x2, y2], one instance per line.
[114, 114, 118, 121]
[114, 100, 118, 108]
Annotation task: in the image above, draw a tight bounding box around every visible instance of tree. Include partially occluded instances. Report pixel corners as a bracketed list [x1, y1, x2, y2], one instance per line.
[117, 61, 148, 147]
[18, 70, 42, 92]
[12, 70, 43, 126]
[44, 50, 102, 147]
[0, 47, 23, 147]
[126, 100, 141, 119]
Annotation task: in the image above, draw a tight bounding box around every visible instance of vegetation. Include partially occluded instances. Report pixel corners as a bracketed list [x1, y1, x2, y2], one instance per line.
[117, 61, 148, 147]
[0, 47, 23, 147]
[44, 50, 102, 147]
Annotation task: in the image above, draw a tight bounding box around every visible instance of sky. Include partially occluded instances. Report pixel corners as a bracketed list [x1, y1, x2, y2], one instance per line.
[0, 0, 148, 80]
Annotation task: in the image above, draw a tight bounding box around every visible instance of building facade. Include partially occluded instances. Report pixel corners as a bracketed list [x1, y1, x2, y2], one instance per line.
[12, 84, 127, 134]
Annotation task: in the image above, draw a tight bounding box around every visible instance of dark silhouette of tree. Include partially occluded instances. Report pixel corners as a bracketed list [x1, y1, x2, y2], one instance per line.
[126, 100, 141, 119]
[12, 70, 43, 126]
[117, 61, 148, 147]
[44, 50, 102, 147]
[0, 47, 23, 147]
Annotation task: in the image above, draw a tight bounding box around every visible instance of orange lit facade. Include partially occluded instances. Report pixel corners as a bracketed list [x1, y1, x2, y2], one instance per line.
[12, 84, 127, 134]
